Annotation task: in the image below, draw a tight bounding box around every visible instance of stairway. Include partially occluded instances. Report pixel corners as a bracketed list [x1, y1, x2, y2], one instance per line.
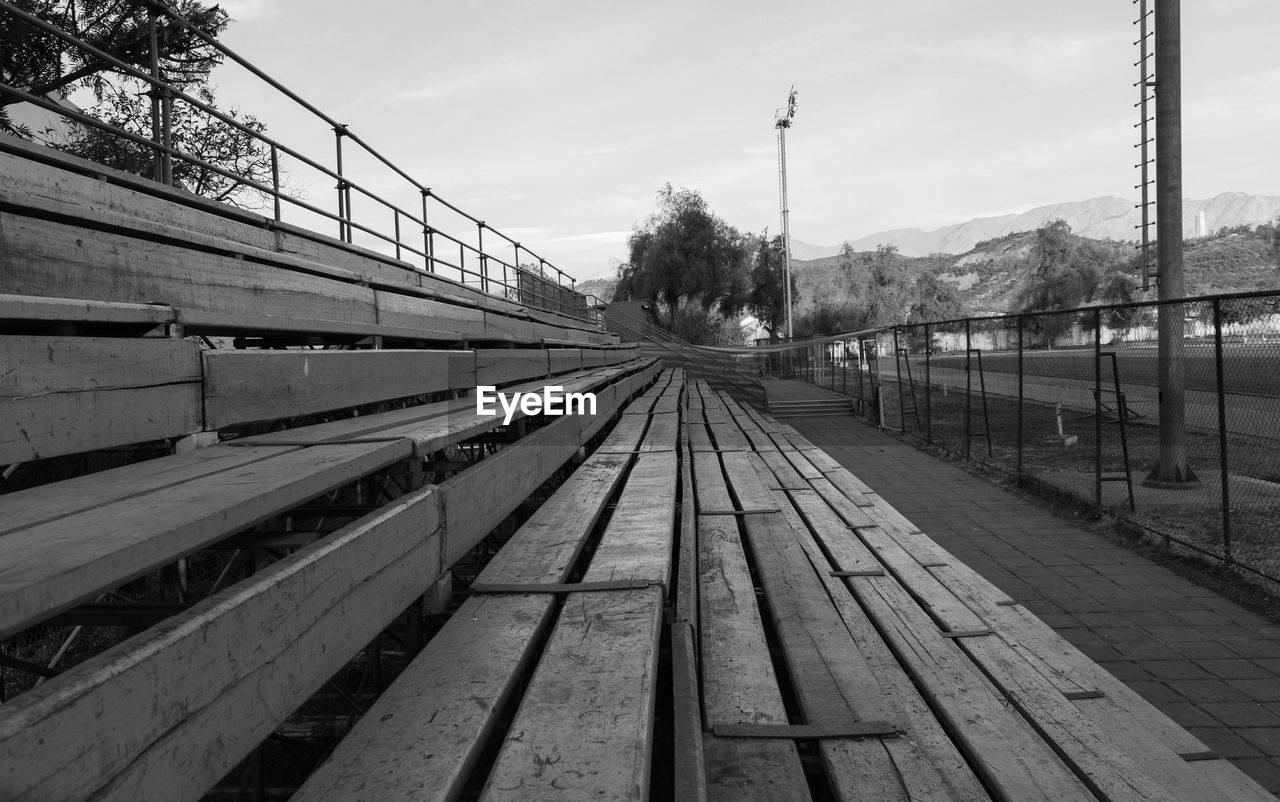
[767, 397, 854, 418]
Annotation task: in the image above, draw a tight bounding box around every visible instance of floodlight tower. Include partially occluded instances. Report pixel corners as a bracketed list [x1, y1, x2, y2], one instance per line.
[776, 86, 798, 340]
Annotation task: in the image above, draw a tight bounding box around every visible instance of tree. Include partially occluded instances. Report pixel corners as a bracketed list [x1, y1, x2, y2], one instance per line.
[2, 1, 279, 208]
[863, 244, 913, 326]
[613, 184, 749, 325]
[1095, 269, 1149, 335]
[746, 233, 797, 337]
[908, 273, 964, 324]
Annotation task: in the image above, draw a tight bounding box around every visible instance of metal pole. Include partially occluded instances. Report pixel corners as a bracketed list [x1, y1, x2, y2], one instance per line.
[1137, 0, 1155, 291]
[1094, 308, 1104, 507]
[334, 126, 347, 242]
[270, 145, 281, 222]
[1213, 299, 1232, 566]
[925, 323, 933, 444]
[147, 7, 164, 184]
[478, 222, 487, 293]
[1146, 0, 1197, 485]
[393, 209, 401, 261]
[1016, 316, 1023, 478]
[964, 319, 972, 460]
[778, 125, 793, 340]
[422, 189, 434, 272]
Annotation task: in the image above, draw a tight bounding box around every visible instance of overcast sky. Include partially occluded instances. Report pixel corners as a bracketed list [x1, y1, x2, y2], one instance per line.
[212, 0, 1280, 281]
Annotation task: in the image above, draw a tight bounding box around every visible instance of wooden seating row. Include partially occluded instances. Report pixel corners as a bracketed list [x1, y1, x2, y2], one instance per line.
[0, 139, 608, 344]
[0, 359, 660, 801]
[684, 382, 1272, 801]
[0, 297, 638, 465]
[293, 370, 684, 801]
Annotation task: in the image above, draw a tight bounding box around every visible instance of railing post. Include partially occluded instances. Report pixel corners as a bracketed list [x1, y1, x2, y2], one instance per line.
[477, 221, 487, 294]
[270, 145, 281, 222]
[421, 188, 434, 273]
[393, 209, 401, 261]
[334, 125, 348, 242]
[147, 5, 165, 184]
[1214, 298, 1233, 567]
[513, 243, 521, 299]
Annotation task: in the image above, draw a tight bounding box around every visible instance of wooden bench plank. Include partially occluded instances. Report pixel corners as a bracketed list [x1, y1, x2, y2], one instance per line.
[202, 349, 468, 429]
[0, 439, 410, 638]
[294, 380, 671, 802]
[474, 348, 550, 385]
[929, 563, 1275, 800]
[0, 293, 176, 327]
[693, 451, 809, 801]
[0, 486, 442, 802]
[482, 450, 676, 799]
[1, 146, 614, 343]
[748, 471, 990, 800]
[720, 452, 916, 800]
[1, 335, 201, 463]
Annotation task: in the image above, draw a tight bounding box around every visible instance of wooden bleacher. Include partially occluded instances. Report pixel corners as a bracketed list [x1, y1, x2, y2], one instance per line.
[2, 141, 1274, 800]
[0, 142, 658, 799]
[293, 372, 683, 801]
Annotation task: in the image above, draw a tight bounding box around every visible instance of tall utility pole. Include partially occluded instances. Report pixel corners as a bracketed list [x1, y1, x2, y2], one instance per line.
[1145, 0, 1197, 486]
[776, 86, 797, 340]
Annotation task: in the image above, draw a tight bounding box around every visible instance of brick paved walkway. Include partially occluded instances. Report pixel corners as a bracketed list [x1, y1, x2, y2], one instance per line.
[787, 414, 1280, 795]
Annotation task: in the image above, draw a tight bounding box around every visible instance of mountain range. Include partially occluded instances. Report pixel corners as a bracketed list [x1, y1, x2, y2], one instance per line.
[791, 193, 1280, 259]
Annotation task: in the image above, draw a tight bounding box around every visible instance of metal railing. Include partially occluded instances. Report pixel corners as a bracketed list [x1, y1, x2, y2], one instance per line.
[600, 305, 766, 405]
[759, 289, 1280, 589]
[0, 0, 592, 320]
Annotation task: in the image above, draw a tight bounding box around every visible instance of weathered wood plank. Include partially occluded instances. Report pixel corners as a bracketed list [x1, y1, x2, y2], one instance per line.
[930, 564, 1276, 800]
[0, 439, 411, 639]
[694, 451, 808, 801]
[294, 593, 555, 802]
[0, 293, 175, 327]
[474, 348, 550, 386]
[202, 349, 465, 429]
[747, 469, 989, 800]
[0, 213, 384, 335]
[473, 455, 632, 586]
[721, 452, 909, 800]
[0, 487, 442, 802]
[294, 378, 670, 801]
[0, 212, 611, 346]
[0, 444, 295, 533]
[0, 145, 611, 336]
[483, 451, 676, 799]
[1, 383, 201, 465]
[437, 368, 648, 567]
[0, 335, 202, 462]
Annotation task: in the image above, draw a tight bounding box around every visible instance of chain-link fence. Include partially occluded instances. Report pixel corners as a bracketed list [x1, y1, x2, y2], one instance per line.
[764, 290, 1280, 589]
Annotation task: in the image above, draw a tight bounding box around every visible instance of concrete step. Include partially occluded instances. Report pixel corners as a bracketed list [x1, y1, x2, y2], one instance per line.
[768, 398, 853, 418]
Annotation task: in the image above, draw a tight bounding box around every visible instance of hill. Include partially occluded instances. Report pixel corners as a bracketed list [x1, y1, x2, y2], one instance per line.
[794, 193, 1280, 258]
[793, 226, 1279, 318]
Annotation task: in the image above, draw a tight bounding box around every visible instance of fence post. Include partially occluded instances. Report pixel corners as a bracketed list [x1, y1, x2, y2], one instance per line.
[1094, 308, 1103, 508]
[964, 319, 972, 460]
[1016, 315, 1024, 480]
[924, 323, 932, 444]
[1213, 299, 1233, 567]
[393, 209, 401, 261]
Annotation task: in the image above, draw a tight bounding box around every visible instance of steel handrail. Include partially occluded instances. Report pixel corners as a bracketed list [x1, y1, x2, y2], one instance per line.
[0, 0, 585, 316]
